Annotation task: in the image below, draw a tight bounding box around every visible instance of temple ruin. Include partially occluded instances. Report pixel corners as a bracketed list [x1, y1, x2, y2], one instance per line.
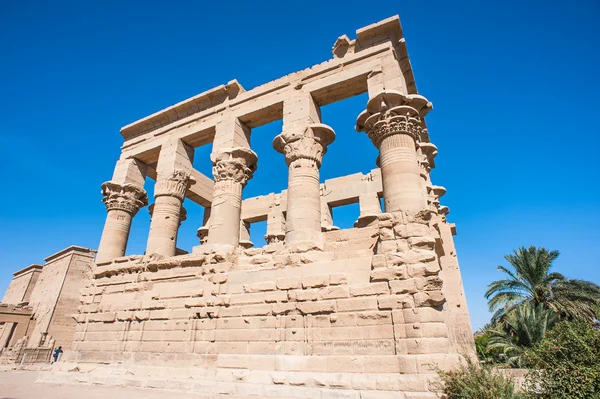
[1, 15, 474, 397]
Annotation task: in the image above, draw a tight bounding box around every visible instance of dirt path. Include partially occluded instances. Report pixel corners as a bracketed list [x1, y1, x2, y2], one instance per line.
[0, 370, 207, 399]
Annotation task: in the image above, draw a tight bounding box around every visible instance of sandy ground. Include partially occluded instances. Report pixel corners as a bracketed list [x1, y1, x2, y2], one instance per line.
[0, 370, 207, 399]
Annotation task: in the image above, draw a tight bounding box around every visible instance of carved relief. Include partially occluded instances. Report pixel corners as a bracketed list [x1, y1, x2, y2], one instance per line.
[154, 169, 195, 201]
[356, 91, 433, 148]
[101, 182, 148, 215]
[365, 106, 422, 147]
[264, 233, 285, 244]
[211, 147, 258, 187]
[418, 142, 438, 170]
[179, 206, 187, 226]
[273, 124, 335, 168]
[197, 225, 209, 244]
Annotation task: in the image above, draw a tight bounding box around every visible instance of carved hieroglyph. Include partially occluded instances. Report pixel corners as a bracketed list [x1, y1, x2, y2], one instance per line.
[0, 15, 477, 398]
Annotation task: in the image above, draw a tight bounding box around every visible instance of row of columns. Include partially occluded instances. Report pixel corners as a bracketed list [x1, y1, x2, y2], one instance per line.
[96, 89, 434, 263]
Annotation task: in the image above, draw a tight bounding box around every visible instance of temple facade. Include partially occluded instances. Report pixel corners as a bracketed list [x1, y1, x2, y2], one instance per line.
[1, 15, 474, 397]
[0, 246, 95, 364]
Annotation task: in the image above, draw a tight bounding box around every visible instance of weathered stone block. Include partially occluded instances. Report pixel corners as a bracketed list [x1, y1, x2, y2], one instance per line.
[244, 281, 276, 292]
[336, 297, 378, 312]
[302, 274, 330, 288]
[319, 285, 350, 300]
[350, 282, 389, 297]
[329, 273, 348, 285]
[276, 277, 302, 290]
[297, 300, 336, 314]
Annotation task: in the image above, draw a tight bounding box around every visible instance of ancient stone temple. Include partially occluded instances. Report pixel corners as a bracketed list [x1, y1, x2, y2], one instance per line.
[0, 246, 95, 364]
[3, 15, 474, 397]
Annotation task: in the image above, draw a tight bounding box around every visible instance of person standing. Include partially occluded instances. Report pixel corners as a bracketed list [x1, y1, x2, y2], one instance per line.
[51, 346, 63, 364]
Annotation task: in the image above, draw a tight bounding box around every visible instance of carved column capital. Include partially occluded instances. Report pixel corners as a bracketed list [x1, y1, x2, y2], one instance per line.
[431, 185, 446, 208]
[418, 142, 438, 170]
[197, 225, 209, 244]
[356, 91, 432, 148]
[264, 233, 285, 244]
[273, 124, 335, 167]
[211, 147, 258, 187]
[154, 169, 195, 201]
[101, 182, 148, 215]
[364, 106, 423, 147]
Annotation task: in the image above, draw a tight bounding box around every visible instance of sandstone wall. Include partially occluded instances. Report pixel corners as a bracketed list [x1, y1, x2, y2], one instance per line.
[44, 15, 475, 398]
[69, 211, 466, 397]
[2, 265, 43, 305]
[49, 251, 96, 349]
[27, 247, 95, 349]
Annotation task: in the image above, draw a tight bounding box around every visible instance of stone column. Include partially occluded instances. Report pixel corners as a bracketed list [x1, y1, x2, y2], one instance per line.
[356, 91, 432, 213]
[273, 124, 335, 249]
[96, 182, 147, 263]
[197, 207, 211, 245]
[431, 185, 446, 213]
[207, 148, 257, 247]
[239, 220, 253, 249]
[146, 170, 194, 257]
[265, 194, 285, 245]
[321, 201, 339, 232]
[417, 141, 438, 210]
[354, 192, 383, 227]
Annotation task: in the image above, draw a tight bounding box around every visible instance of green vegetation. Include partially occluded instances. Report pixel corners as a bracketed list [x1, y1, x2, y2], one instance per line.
[437, 246, 600, 398]
[434, 356, 523, 399]
[485, 246, 600, 323]
[480, 246, 600, 366]
[523, 321, 600, 398]
[486, 303, 557, 367]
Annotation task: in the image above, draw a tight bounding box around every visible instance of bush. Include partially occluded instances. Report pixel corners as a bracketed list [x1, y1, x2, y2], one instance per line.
[523, 321, 600, 399]
[435, 355, 522, 399]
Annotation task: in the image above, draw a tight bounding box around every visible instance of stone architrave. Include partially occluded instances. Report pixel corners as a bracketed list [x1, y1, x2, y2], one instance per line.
[273, 124, 335, 250]
[356, 91, 432, 213]
[96, 182, 147, 263]
[207, 147, 257, 247]
[146, 169, 195, 257]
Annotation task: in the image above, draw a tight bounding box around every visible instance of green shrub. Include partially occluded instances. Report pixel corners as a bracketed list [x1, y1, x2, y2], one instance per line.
[475, 331, 508, 365]
[523, 321, 600, 399]
[435, 356, 522, 399]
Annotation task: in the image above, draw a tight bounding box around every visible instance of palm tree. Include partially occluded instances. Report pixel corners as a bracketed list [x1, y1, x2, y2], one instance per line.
[486, 303, 557, 367]
[486, 246, 600, 323]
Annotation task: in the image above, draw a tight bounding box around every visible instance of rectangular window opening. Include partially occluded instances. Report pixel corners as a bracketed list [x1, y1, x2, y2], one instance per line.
[246, 219, 267, 249]
[331, 202, 361, 230]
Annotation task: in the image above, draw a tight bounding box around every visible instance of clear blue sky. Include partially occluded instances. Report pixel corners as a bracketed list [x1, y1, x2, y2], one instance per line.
[0, 0, 598, 331]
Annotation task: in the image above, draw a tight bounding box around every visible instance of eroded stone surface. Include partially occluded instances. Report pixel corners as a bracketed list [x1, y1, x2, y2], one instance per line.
[0, 14, 474, 397]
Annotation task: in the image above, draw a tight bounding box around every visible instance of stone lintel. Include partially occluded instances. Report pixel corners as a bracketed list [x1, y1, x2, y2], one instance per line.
[121, 80, 245, 141]
[118, 17, 417, 160]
